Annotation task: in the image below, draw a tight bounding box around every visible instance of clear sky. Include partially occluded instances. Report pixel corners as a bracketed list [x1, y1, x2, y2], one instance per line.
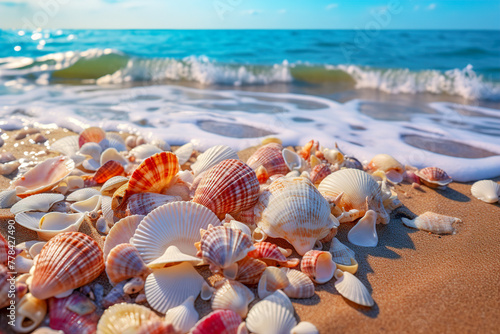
[0, 0, 499, 30]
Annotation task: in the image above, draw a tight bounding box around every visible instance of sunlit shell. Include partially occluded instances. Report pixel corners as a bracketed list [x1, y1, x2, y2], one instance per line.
[100, 148, 128, 166]
[175, 142, 194, 165]
[92, 160, 125, 184]
[15, 212, 85, 241]
[281, 268, 315, 299]
[247, 143, 289, 176]
[13, 293, 47, 334]
[212, 279, 254, 318]
[100, 176, 129, 197]
[402, 211, 461, 234]
[106, 243, 151, 285]
[248, 242, 299, 268]
[310, 163, 331, 185]
[253, 176, 338, 255]
[334, 269, 374, 307]
[10, 193, 64, 214]
[256, 165, 269, 184]
[129, 144, 163, 162]
[70, 194, 101, 213]
[164, 296, 199, 333]
[126, 193, 181, 216]
[49, 292, 98, 334]
[29, 242, 46, 259]
[30, 232, 104, 299]
[300, 250, 336, 284]
[258, 266, 290, 299]
[193, 159, 260, 219]
[79, 127, 106, 148]
[198, 225, 255, 279]
[318, 168, 389, 224]
[10, 156, 75, 197]
[97, 303, 159, 334]
[144, 262, 204, 313]
[415, 167, 452, 187]
[0, 160, 20, 175]
[367, 154, 404, 184]
[329, 238, 356, 266]
[191, 145, 239, 177]
[51, 135, 80, 156]
[190, 309, 243, 334]
[103, 215, 145, 261]
[246, 291, 297, 334]
[0, 189, 20, 209]
[471, 180, 500, 203]
[66, 188, 101, 202]
[348, 210, 378, 247]
[290, 322, 319, 334]
[235, 257, 267, 285]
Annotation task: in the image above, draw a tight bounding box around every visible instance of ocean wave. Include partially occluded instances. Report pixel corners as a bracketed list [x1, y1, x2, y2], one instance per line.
[1, 49, 499, 100]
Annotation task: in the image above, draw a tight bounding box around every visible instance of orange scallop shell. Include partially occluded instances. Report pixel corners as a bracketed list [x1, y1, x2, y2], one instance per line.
[79, 127, 106, 148]
[246, 143, 289, 176]
[127, 152, 179, 195]
[105, 243, 151, 285]
[93, 160, 125, 184]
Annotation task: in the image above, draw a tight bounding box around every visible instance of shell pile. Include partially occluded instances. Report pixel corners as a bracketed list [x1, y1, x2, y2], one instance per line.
[1, 129, 472, 333]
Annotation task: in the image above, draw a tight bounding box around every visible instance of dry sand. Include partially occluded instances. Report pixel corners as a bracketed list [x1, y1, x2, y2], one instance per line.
[1, 129, 500, 333]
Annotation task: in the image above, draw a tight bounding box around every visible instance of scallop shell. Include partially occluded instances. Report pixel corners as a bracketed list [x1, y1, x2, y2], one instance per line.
[318, 168, 389, 224]
[281, 268, 315, 299]
[471, 180, 500, 203]
[132, 201, 220, 266]
[191, 145, 239, 177]
[100, 148, 128, 166]
[290, 322, 319, 334]
[190, 309, 243, 334]
[235, 257, 267, 285]
[51, 135, 80, 156]
[66, 188, 101, 202]
[348, 210, 378, 247]
[70, 194, 101, 213]
[79, 142, 103, 161]
[101, 195, 116, 226]
[310, 163, 331, 185]
[247, 143, 289, 176]
[193, 159, 260, 219]
[129, 144, 163, 162]
[97, 303, 159, 334]
[127, 151, 179, 195]
[103, 215, 145, 261]
[367, 154, 404, 184]
[144, 262, 204, 313]
[102, 133, 127, 152]
[79, 127, 106, 148]
[0, 189, 20, 209]
[329, 237, 357, 267]
[126, 193, 181, 216]
[246, 292, 297, 334]
[175, 142, 194, 165]
[248, 242, 299, 268]
[10, 193, 64, 214]
[258, 266, 290, 299]
[334, 269, 374, 307]
[10, 156, 75, 197]
[100, 176, 129, 197]
[15, 212, 85, 241]
[415, 167, 452, 187]
[30, 232, 105, 299]
[106, 243, 151, 285]
[253, 176, 339, 255]
[300, 250, 336, 284]
[92, 160, 125, 184]
[402, 211, 461, 234]
[198, 225, 255, 279]
[212, 279, 255, 318]
[14, 293, 47, 334]
[49, 291, 99, 334]
[164, 296, 199, 333]
[282, 148, 303, 171]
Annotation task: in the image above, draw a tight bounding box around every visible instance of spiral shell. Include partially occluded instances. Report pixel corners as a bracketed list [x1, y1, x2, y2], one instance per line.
[402, 211, 461, 234]
[105, 243, 151, 285]
[415, 167, 452, 188]
[300, 250, 336, 284]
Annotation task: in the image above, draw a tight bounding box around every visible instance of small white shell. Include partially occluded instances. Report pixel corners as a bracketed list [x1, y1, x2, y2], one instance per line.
[79, 142, 102, 161]
[15, 212, 84, 240]
[282, 148, 302, 171]
[0, 189, 20, 209]
[291, 322, 319, 334]
[50, 135, 79, 156]
[103, 133, 127, 152]
[471, 180, 500, 203]
[164, 296, 199, 333]
[11, 193, 64, 214]
[223, 219, 252, 237]
[347, 210, 378, 247]
[212, 279, 254, 318]
[191, 145, 239, 177]
[101, 195, 115, 226]
[14, 293, 47, 333]
[175, 142, 194, 165]
[246, 291, 297, 334]
[402, 212, 461, 235]
[334, 269, 374, 307]
[82, 158, 100, 172]
[329, 238, 355, 266]
[66, 188, 101, 202]
[100, 148, 128, 166]
[70, 195, 102, 213]
[129, 144, 162, 161]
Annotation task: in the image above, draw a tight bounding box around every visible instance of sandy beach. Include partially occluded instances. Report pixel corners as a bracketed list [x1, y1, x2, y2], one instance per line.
[1, 128, 499, 333]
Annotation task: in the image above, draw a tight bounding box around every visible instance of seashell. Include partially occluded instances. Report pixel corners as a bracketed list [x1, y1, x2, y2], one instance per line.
[126, 192, 181, 216]
[101, 195, 116, 226]
[212, 279, 255, 318]
[164, 295, 199, 333]
[91, 160, 125, 185]
[334, 269, 374, 307]
[29, 241, 46, 259]
[79, 127, 106, 148]
[137, 320, 177, 334]
[101, 148, 128, 166]
[106, 243, 151, 285]
[310, 163, 331, 185]
[49, 291, 98, 334]
[281, 268, 315, 299]
[175, 142, 194, 165]
[367, 154, 404, 184]
[198, 225, 255, 279]
[246, 292, 297, 334]
[298, 140, 318, 161]
[150, 138, 170, 151]
[56, 175, 84, 195]
[82, 158, 101, 172]
[253, 176, 339, 255]
[100, 176, 129, 197]
[14, 293, 47, 333]
[144, 262, 204, 313]
[471, 180, 500, 203]
[247, 143, 289, 176]
[126, 135, 137, 148]
[50, 135, 80, 156]
[97, 303, 159, 334]
[147, 245, 202, 269]
[282, 148, 302, 171]
[10, 156, 75, 197]
[15, 212, 85, 241]
[10, 193, 64, 214]
[0, 160, 20, 175]
[190, 309, 243, 334]
[48, 200, 71, 213]
[123, 277, 146, 295]
[321, 147, 344, 165]
[329, 238, 358, 274]
[103, 215, 145, 261]
[235, 257, 267, 285]
[132, 201, 220, 266]
[135, 293, 147, 304]
[193, 159, 260, 219]
[224, 218, 252, 237]
[318, 168, 389, 224]
[248, 242, 299, 268]
[15, 255, 34, 273]
[70, 194, 101, 213]
[348, 210, 378, 247]
[79, 142, 103, 161]
[103, 133, 127, 152]
[0, 189, 20, 209]
[415, 167, 452, 188]
[96, 217, 109, 234]
[258, 266, 290, 299]
[290, 322, 319, 334]
[402, 211, 461, 234]
[102, 280, 132, 308]
[66, 188, 101, 202]
[30, 232, 104, 299]
[191, 145, 239, 177]
[255, 165, 269, 184]
[129, 144, 163, 162]
[201, 281, 216, 301]
[300, 250, 336, 284]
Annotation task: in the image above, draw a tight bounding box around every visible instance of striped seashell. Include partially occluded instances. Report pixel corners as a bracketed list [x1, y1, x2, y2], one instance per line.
[235, 257, 267, 285]
[300, 250, 336, 284]
[100, 176, 129, 197]
[191, 145, 239, 177]
[49, 292, 98, 334]
[101, 148, 128, 167]
[258, 266, 290, 299]
[164, 296, 199, 333]
[281, 268, 315, 299]
[415, 167, 452, 188]
[13, 293, 47, 334]
[402, 211, 461, 235]
[190, 309, 243, 334]
[193, 159, 260, 219]
[66, 188, 101, 202]
[329, 238, 356, 266]
[101, 195, 116, 226]
[348, 210, 378, 247]
[334, 269, 374, 307]
[471, 180, 500, 203]
[318, 168, 389, 224]
[102, 280, 132, 308]
[51, 135, 80, 156]
[175, 142, 194, 165]
[253, 176, 339, 256]
[126, 193, 181, 216]
[310, 163, 331, 185]
[212, 279, 255, 318]
[90, 160, 125, 185]
[137, 320, 178, 334]
[111, 182, 129, 217]
[103, 215, 144, 260]
[10, 156, 75, 198]
[10, 193, 64, 214]
[105, 243, 151, 285]
[247, 143, 289, 176]
[30, 232, 105, 300]
[198, 225, 255, 279]
[78, 127, 106, 148]
[291, 322, 319, 334]
[97, 303, 159, 334]
[0, 189, 20, 209]
[246, 292, 297, 334]
[248, 242, 299, 268]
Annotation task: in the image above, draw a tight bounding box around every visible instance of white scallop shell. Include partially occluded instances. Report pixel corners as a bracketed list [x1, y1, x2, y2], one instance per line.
[0, 190, 20, 209]
[334, 269, 374, 307]
[100, 176, 129, 197]
[191, 145, 239, 177]
[103, 133, 127, 152]
[147, 245, 202, 269]
[329, 238, 355, 266]
[132, 201, 221, 265]
[79, 142, 102, 161]
[471, 180, 500, 203]
[175, 143, 194, 165]
[129, 144, 163, 161]
[164, 296, 199, 333]
[282, 148, 302, 171]
[100, 148, 128, 167]
[97, 303, 158, 334]
[347, 210, 378, 247]
[50, 135, 79, 156]
[103, 215, 145, 261]
[402, 212, 461, 235]
[291, 322, 319, 334]
[144, 262, 204, 313]
[70, 195, 101, 213]
[246, 291, 297, 334]
[212, 279, 254, 318]
[66, 188, 101, 202]
[11, 193, 64, 214]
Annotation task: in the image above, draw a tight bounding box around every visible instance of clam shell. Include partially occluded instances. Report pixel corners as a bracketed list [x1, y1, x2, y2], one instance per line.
[329, 238, 356, 266]
[82, 158, 100, 172]
[14, 293, 47, 334]
[66, 188, 101, 202]
[193, 159, 260, 219]
[100, 176, 129, 197]
[334, 269, 374, 307]
[144, 262, 204, 313]
[100, 148, 128, 166]
[164, 296, 199, 333]
[281, 268, 315, 299]
[291, 322, 319, 334]
[97, 303, 159, 334]
[30, 232, 104, 299]
[235, 257, 267, 285]
[10, 193, 64, 214]
[191, 145, 239, 177]
[254, 176, 338, 255]
[126, 193, 181, 216]
[402, 211, 461, 234]
[129, 144, 163, 161]
[471, 180, 500, 203]
[10, 156, 75, 197]
[49, 292, 98, 334]
[92, 160, 125, 184]
[79, 142, 102, 161]
[0, 189, 20, 209]
[127, 151, 179, 195]
[348, 210, 378, 247]
[246, 291, 297, 334]
[15, 212, 85, 241]
[415, 167, 452, 187]
[258, 266, 290, 299]
[212, 279, 255, 318]
[310, 163, 331, 185]
[190, 309, 243, 334]
[79, 127, 106, 148]
[103, 215, 145, 261]
[247, 143, 289, 176]
[300, 250, 336, 284]
[51, 135, 79, 156]
[70, 194, 101, 213]
[106, 243, 151, 285]
[175, 142, 194, 165]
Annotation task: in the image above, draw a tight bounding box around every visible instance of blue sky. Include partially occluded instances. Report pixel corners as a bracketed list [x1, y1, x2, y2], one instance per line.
[0, 0, 499, 29]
